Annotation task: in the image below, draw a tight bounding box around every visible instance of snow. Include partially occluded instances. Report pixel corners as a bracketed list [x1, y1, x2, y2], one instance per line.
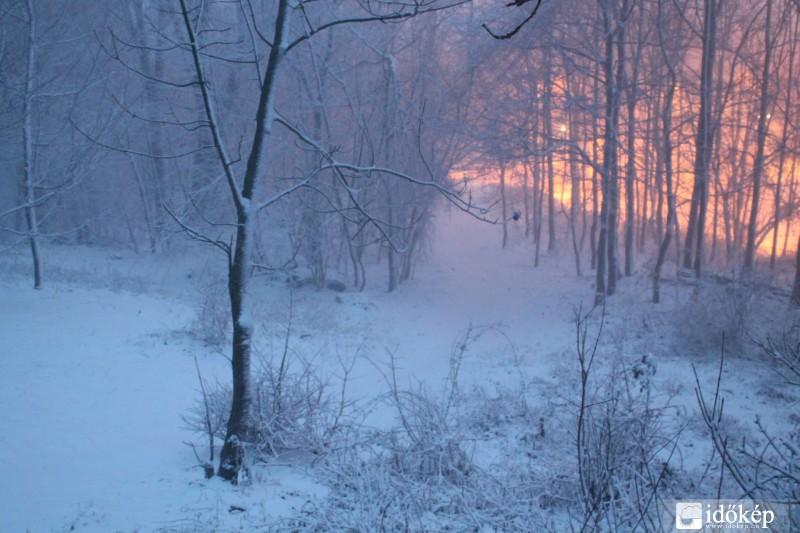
[0, 286, 191, 530]
[0, 205, 796, 531]
[0, 283, 318, 531]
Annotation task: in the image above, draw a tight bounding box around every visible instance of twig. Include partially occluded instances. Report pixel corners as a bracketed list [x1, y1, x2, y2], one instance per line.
[193, 355, 215, 476]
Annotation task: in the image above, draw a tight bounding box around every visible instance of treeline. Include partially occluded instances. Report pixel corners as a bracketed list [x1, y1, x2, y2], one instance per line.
[0, 1, 475, 292]
[469, 0, 800, 303]
[2, 0, 800, 302]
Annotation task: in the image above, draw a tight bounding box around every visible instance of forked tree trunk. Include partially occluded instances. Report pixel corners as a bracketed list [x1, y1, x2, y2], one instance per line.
[652, 98, 675, 303]
[218, 0, 289, 480]
[178, 0, 290, 482]
[683, 0, 718, 277]
[653, 0, 677, 303]
[595, 0, 624, 304]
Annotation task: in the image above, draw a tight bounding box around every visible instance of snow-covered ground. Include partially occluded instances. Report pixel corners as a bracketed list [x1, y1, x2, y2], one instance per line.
[1, 206, 797, 531]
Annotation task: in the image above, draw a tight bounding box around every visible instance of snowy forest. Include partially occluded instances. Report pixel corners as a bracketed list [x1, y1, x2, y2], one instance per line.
[1, 0, 799, 531]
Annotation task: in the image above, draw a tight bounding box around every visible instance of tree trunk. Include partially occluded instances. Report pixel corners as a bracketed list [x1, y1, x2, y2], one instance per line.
[792, 233, 800, 306]
[596, 0, 621, 304]
[590, 114, 600, 270]
[624, 73, 636, 277]
[387, 207, 398, 292]
[500, 162, 508, 248]
[624, 4, 643, 277]
[543, 54, 557, 253]
[567, 86, 583, 276]
[639, 97, 654, 251]
[653, 0, 677, 303]
[744, 0, 773, 272]
[654, 91, 664, 246]
[770, 5, 795, 268]
[183, 0, 290, 483]
[23, 0, 42, 290]
[683, 0, 718, 277]
[652, 91, 675, 303]
[590, 68, 600, 270]
[523, 161, 531, 238]
[219, 212, 256, 482]
[603, 0, 625, 298]
[784, 157, 798, 258]
[534, 154, 544, 267]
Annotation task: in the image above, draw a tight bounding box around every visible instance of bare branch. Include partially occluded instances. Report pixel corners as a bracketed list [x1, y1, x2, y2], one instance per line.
[178, 0, 244, 211]
[163, 204, 233, 260]
[71, 118, 214, 159]
[286, 1, 470, 53]
[482, 0, 543, 40]
[274, 113, 494, 222]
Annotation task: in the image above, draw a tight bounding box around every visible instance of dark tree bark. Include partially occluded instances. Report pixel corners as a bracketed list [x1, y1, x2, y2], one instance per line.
[623, 3, 643, 277]
[770, 11, 796, 269]
[683, 0, 719, 277]
[653, 0, 677, 303]
[595, 0, 626, 304]
[744, 0, 773, 272]
[172, 0, 476, 481]
[178, 0, 291, 482]
[652, 100, 675, 303]
[792, 233, 800, 306]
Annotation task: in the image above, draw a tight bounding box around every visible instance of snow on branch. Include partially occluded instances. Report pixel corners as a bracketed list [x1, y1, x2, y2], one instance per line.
[273, 113, 494, 222]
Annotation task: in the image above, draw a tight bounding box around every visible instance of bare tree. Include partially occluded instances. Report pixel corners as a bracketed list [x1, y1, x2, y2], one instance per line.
[0, 0, 104, 288]
[106, 0, 474, 483]
[744, 0, 775, 272]
[770, 6, 798, 269]
[21, 0, 42, 288]
[682, 0, 720, 278]
[652, 0, 682, 303]
[595, 0, 629, 304]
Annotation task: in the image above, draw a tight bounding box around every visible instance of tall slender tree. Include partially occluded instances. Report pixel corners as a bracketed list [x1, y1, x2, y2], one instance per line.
[683, 0, 720, 278]
[744, 0, 775, 272]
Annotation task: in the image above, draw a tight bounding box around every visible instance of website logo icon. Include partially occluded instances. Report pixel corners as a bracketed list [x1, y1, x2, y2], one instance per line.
[675, 502, 703, 530]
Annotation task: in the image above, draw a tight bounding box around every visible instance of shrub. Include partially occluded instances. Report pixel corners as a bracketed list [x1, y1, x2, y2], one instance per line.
[184, 347, 350, 474]
[672, 278, 764, 356]
[191, 278, 230, 349]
